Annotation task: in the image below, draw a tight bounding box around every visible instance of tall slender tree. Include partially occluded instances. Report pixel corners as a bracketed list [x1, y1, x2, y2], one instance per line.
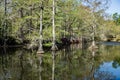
[51, 0, 58, 50]
[84, 0, 109, 48]
[3, 0, 7, 46]
[37, 0, 44, 53]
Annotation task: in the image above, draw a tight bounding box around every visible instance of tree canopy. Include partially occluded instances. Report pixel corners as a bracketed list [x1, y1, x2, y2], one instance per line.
[0, 0, 120, 45]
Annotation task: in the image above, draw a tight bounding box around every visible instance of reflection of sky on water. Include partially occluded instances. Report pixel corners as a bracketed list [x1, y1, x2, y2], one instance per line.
[99, 61, 120, 80]
[100, 42, 120, 46]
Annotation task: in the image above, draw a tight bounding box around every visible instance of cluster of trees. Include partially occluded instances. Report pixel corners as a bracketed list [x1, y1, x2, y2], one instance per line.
[113, 13, 120, 25]
[0, 0, 119, 45]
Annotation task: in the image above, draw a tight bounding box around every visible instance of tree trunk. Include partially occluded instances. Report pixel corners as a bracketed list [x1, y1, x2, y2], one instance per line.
[3, 0, 7, 46]
[51, 0, 58, 50]
[92, 25, 95, 46]
[29, 5, 33, 39]
[37, 1, 44, 54]
[19, 8, 25, 43]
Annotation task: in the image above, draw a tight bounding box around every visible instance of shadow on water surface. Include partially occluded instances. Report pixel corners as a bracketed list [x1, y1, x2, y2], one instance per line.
[0, 43, 120, 80]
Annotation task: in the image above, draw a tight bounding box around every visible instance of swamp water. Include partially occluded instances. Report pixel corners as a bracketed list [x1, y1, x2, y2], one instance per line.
[0, 42, 120, 80]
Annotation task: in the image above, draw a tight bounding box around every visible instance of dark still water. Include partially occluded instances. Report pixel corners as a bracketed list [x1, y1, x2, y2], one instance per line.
[0, 42, 120, 80]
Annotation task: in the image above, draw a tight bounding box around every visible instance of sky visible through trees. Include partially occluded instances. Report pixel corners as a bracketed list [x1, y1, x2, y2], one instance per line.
[106, 0, 120, 14]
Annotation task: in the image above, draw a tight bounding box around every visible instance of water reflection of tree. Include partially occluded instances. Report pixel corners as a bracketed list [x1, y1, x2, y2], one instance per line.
[52, 45, 92, 80]
[99, 44, 120, 61]
[0, 44, 119, 80]
[112, 56, 120, 68]
[0, 47, 12, 80]
[12, 50, 37, 80]
[76, 49, 116, 80]
[52, 51, 55, 80]
[99, 44, 120, 71]
[0, 49, 39, 80]
[37, 53, 43, 80]
[90, 50, 116, 80]
[19, 50, 24, 80]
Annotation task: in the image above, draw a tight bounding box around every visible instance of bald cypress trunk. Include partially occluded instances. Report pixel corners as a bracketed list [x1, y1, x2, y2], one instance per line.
[37, 1, 44, 54]
[51, 0, 58, 50]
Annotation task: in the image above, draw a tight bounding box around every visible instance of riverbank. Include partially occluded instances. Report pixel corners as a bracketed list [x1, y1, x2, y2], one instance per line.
[0, 37, 83, 49]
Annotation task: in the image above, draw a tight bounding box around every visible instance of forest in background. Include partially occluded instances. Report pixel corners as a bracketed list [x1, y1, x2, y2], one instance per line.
[0, 0, 120, 47]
